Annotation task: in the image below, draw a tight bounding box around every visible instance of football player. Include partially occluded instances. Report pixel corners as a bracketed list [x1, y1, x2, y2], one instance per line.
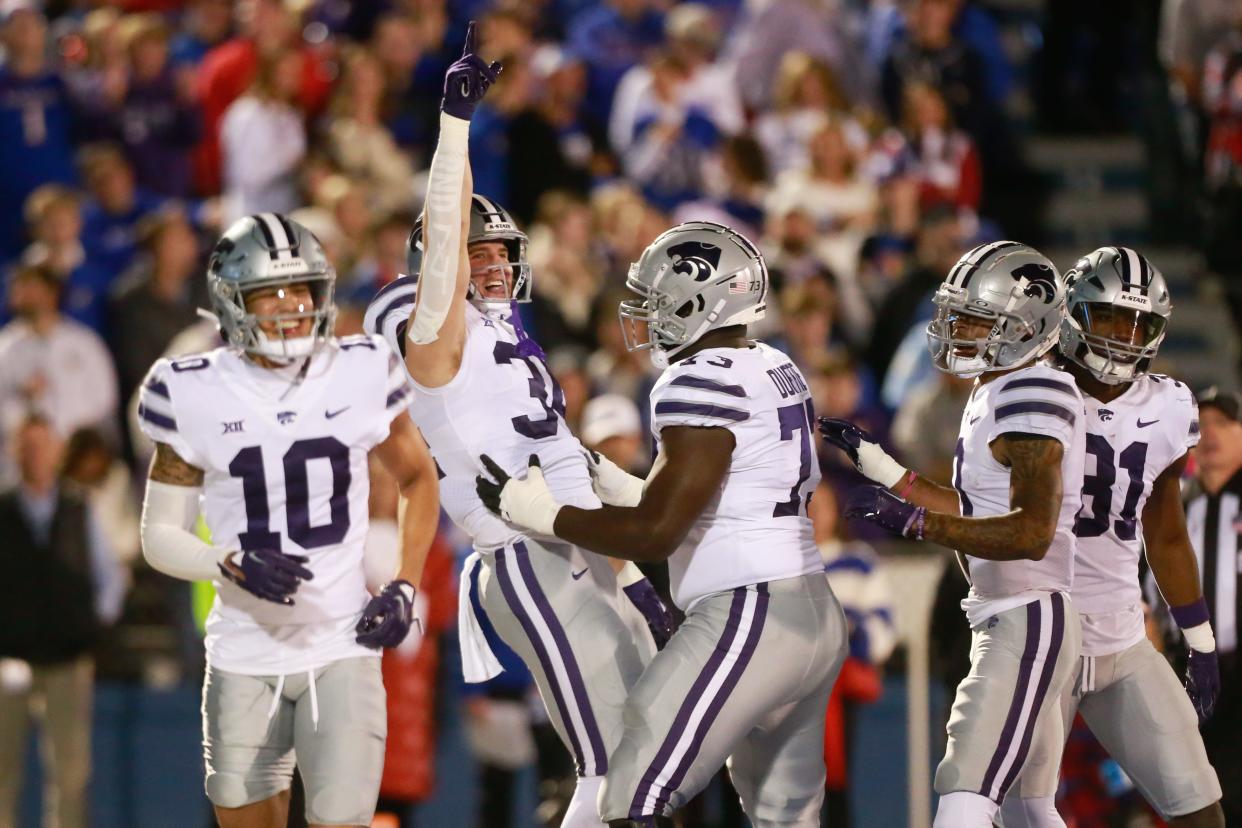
[476, 221, 849, 828]
[362, 25, 670, 828]
[137, 213, 440, 828]
[819, 242, 1085, 828]
[999, 247, 1224, 827]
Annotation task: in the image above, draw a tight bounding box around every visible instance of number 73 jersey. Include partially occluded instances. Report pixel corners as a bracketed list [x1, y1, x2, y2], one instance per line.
[1072, 374, 1199, 622]
[649, 342, 824, 611]
[137, 336, 411, 633]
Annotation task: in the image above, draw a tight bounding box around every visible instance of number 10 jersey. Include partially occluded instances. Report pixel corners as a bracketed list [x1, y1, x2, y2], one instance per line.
[401, 303, 600, 550]
[137, 335, 411, 673]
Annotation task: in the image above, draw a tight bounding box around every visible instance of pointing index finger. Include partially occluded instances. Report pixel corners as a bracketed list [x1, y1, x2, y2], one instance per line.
[463, 21, 477, 57]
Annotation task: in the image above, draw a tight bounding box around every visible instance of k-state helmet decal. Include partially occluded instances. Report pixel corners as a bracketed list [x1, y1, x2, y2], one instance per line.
[1011, 262, 1058, 304]
[669, 240, 723, 282]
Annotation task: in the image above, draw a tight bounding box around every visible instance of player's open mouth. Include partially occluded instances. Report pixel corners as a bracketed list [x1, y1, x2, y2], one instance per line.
[484, 279, 507, 296]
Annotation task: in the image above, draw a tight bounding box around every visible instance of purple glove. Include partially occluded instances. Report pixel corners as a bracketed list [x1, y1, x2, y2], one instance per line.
[355, 580, 417, 649]
[218, 547, 314, 605]
[1185, 649, 1220, 722]
[817, 417, 871, 467]
[844, 486, 925, 539]
[623, 579, 675, 650]
[441, 21, 502, 121]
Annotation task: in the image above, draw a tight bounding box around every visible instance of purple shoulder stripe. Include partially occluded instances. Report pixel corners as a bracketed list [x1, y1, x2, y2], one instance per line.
[999, 377, 1077, 397]
[654, 400, 748, 422]
[669, 375, 747, 397]
[138, 403, 177, 432]
[144, 379, 170, 399]
[994, 400, 1076, 425]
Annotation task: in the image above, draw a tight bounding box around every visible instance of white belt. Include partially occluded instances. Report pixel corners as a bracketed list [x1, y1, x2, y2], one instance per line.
[457, 551, 504, 683]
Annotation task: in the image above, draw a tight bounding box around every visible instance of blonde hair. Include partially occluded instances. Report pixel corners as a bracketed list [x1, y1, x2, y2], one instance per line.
[772, 52, 848, 112]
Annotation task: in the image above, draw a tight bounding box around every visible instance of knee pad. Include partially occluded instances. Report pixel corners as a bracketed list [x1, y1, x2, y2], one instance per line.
[999, 794, 1064, 828]
[304, 782, 374, 827]
[935, 791, 1000, 828]
[205, 771, 283, 810]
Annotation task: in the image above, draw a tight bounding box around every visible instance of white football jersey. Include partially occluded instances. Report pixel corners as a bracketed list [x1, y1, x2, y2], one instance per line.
[137, 335, 410, 674]
[649, 342, 823, 610]
[1072, 373, 1199, 655]
[402, 303, 599, 549]
[954, 361, 1086, 627]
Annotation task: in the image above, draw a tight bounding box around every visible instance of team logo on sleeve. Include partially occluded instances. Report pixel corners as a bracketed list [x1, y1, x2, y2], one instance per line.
[668, 241, 723, 282]
[1010, 262, 1058, 303]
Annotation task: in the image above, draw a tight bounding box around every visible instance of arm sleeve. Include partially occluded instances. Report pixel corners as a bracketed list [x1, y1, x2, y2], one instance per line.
[140, 479, 230, 582]
[651, 368, 751, 435]
[1174, 381, 1201, 453]
[135, 361, 202, 467]
[986, 373, 1083, 449]
[406, 113, 469, 345]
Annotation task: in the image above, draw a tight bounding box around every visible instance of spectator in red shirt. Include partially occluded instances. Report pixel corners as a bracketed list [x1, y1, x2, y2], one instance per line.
[191, 0, 331, 195]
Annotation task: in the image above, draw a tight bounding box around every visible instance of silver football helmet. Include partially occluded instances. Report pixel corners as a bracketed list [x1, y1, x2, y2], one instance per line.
[405, 194, 531, 307]
[207, 213, 336, 362]
[619, 221, 767, 368]
[926, 241, 1066, 378]
[1058, 246, 1171, 385]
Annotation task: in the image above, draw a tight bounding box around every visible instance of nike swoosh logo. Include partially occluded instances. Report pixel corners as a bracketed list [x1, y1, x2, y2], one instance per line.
[571, 568, 588, 580]
[1137, 419, 1159, 428]
[325, 406, 351, 419]
[969, 415, 982, 425]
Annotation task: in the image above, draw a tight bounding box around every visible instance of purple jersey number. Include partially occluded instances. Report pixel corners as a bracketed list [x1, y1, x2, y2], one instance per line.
[228, 437, 352, 551]
[773, 399, 815, 517]
[1075, 434, 1149, 541]
[494, 341, 566, 439]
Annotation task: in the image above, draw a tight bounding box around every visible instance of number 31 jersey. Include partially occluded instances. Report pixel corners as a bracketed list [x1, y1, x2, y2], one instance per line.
[649, 343, 823, 611]
[137, 335, 411, 673]
[381, 297, 599, 550]
[1072, 373, 1199, 655]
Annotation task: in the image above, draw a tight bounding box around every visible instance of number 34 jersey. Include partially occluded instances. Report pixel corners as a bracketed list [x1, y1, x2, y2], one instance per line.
[649, 343, 823, 611]
[137, 335, 411, 674]
[400, 302, 599, 550]
[1072, 374, 1199, 654]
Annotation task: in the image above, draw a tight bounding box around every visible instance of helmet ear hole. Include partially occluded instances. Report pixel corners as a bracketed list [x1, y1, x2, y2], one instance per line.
[675, 301, 694, 318]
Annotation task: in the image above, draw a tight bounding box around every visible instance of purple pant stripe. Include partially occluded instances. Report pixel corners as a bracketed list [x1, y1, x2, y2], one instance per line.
[494, 546, 587, 775]
[979, 598, 1043, 797]
[652, 583, 770, 815]
[512, 542, 607, 775]
[996, 593, 1067, 798]
[629, 587, 748, 817]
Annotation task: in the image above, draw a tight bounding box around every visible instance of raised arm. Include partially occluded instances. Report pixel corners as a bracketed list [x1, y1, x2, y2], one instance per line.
[402, 21, 499, 388]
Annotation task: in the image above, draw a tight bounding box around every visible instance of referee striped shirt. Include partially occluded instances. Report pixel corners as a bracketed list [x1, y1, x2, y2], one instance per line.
[1185, 468, 1242, 658]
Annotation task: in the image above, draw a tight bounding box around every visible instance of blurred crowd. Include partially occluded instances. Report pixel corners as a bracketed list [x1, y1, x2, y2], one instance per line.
[0, 0, 1240, 825]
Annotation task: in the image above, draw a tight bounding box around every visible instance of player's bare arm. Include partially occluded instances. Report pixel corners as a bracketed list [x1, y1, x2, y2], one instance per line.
[370, 415, 440, 587]
[921, 434, 1063, 561]
[1143, 452, 1204, 606]
[149, 440, 204, 486]
[477, 426, 735, 563]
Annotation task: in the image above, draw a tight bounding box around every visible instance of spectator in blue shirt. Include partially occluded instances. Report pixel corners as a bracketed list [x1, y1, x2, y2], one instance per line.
[169, 0, 234, 70]
[0, 7, 80, 265]
[77, 143, 165, 288]
[567, 0, 665, 126]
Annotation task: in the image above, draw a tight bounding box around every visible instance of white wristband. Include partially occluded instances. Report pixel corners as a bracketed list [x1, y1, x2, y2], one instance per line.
[140, 480, 230, 582]
[856, 440, 908, 489]
[1182, 621, 1216, 653]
